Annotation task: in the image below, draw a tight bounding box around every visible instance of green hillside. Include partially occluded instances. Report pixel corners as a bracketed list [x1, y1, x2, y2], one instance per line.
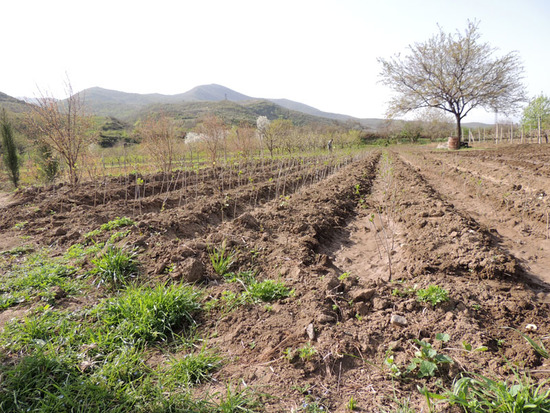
[0, 92, 30, 113]
[136, 99, 338, 128]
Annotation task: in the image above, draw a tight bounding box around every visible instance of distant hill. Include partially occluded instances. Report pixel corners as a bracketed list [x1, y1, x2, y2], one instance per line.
[69, 84, 382, 127]
[136, 99, 339, 128]
[0, 92, 30, 113]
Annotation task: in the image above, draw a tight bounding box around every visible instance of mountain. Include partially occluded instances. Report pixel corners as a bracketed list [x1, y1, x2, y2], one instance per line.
[0, 92, 30, 113]
[174, 84, 252, 102]
[71, 84, 372, 126]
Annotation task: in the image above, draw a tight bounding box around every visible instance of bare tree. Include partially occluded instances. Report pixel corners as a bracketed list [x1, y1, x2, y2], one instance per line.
[264, 118, 292, 157]
[196, 114, 227, 164]
[228, 122, 259, 158]
[414, 108, 454, 141]
[378, 21, 526, 142]
[28, 79, 95, 185]
[135, 113, 179, 173]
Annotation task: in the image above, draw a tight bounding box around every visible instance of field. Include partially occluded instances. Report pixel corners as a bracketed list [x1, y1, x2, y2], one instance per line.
[0, 144, 549, 412]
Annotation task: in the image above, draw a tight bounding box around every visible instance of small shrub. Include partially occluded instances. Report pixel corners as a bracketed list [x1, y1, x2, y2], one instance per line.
[416, 285, 449, 306]
[1, 110, 21, 188]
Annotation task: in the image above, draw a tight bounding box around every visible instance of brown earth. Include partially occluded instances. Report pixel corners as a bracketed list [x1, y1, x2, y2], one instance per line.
[1, 145, 549, 412]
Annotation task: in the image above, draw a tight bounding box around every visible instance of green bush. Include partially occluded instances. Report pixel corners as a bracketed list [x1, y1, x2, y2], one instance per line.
[1, 109, 20, 188]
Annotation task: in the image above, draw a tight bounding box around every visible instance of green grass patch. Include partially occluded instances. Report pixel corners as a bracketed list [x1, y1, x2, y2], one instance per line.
[93, 284, 202, 344]
[90, 245, 139, 287]
[167, 346, 222, 386]
[244, 279, 293, 303]
[100, 217, 135, 232]
[0, 282, 254, 412]
[209, 241, 235, 276]
[0, 250, 84, 310]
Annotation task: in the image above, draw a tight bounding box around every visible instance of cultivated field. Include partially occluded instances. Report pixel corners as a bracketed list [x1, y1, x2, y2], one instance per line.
[0, 144, 549, 412]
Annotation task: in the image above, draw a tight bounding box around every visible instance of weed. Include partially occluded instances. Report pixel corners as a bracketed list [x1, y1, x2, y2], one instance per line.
[0, 353, 123, 412]
[216, 382, 261, 413]
[167, 346, 222, 386]
[13, 221, 28, 230]
[84, 228, 102, 242]
[406, 337, 453, 378]
[109, 229, 131, 243]
[90, 245, 139, 287]
[444, 371, 550, 412]
[0, 251, 81, 310]
[338, 272, 351, 281]
[506, 327, 549, 359]
[416, 285, 449, 307]
[94, 283, 202, 344]
[245, 279, 293, 303]
[347, 395, 357, 410]
[298, 343, 317, 361]
[100, 216, 135, 231]
[392, 286, 416, 297]
[0, 245, 34, 256]
[224, 270, 257, 285]
[64, 242, 103, 262]
[209, 240, 235, 276]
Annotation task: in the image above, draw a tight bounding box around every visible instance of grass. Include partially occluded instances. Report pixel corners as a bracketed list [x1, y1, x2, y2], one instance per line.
[209, 241, 235, 276]
[445, 371, 550, 412]
[244, 279, 293, 303]
[93, 283, 202, 344]
[167, 346, 222, 386]
[90, 245, 139, 287]
[0, 281, 260, 412]
[0, 250, 84, 310]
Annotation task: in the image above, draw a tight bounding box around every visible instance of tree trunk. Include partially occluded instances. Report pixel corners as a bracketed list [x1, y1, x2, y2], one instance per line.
[455, 114, 462, 143]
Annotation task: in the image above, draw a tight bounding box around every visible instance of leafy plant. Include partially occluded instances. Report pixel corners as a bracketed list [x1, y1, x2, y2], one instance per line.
[406, 337, 453, 378]
[297, 343, 317, 361]
[100, 216, 135, 231]
[416, 285, 449, 307]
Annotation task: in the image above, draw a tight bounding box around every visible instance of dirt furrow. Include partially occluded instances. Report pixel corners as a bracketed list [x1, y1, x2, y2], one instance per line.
[399, 149, 550, 293]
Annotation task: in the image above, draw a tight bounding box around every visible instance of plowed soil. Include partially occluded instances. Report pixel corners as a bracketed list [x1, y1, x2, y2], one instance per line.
[1, 145, 549, 412]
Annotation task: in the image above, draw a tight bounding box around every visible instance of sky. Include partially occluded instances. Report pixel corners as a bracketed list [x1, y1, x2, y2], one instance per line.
[2, 0, 549, 123]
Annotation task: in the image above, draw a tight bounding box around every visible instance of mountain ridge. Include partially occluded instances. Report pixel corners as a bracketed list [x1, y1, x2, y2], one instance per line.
[74, 84, 359, 124]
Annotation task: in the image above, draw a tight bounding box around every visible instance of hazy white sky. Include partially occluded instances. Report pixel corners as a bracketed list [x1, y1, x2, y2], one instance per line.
[2, 0, 549, 122]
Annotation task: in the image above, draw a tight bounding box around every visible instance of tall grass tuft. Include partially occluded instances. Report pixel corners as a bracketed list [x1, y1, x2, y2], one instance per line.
[95, 284, 202, 344]
[91, 246, 139, 287]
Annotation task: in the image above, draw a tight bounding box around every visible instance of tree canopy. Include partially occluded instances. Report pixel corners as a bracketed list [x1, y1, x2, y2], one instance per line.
[378, 21, 526, 142]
